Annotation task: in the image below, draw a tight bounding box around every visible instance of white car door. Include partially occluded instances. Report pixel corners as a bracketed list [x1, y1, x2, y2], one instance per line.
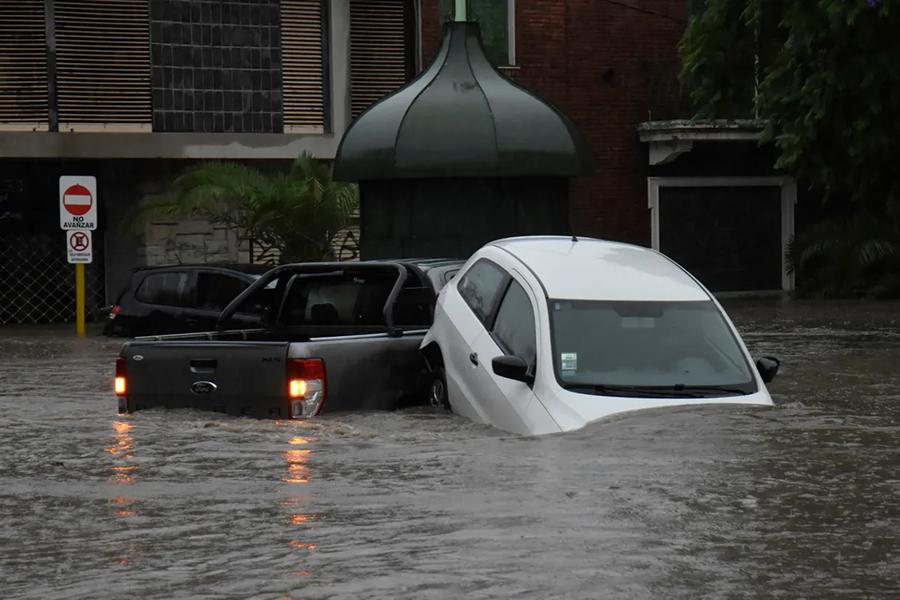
[440, 259, 509, 424]
[465, 276, 543, 434]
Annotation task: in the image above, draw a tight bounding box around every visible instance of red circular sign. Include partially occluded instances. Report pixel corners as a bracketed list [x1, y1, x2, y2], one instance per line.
[63, 184, 93, 216]
[70, 232, 89, 252]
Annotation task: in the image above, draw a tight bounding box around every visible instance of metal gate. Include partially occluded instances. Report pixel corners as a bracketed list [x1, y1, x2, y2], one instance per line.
[0, 233, 105, 324]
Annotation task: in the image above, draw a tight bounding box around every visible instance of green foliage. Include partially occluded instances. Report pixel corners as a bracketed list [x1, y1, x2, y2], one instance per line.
[683, 0, 900, 210]
[682, 0, 900, 296]
[789, 211, 900, 298]
[128, 153, 358, 263]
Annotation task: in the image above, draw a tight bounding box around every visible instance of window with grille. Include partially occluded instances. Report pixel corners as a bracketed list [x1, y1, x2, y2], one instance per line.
[281, 0, 327, 133]
[55, 0, 151, 131]
[0, 1, 48, 130]
[350, 0, 414, 118]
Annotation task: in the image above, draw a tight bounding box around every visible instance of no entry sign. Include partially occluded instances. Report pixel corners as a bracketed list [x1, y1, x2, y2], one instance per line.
[59, 176, 98, 230]
[66, 230, 93, 264]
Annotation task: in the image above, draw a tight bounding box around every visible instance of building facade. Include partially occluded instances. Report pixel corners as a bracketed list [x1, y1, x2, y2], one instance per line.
[2, 1, 783, 324]
[0, 0, 417, 323]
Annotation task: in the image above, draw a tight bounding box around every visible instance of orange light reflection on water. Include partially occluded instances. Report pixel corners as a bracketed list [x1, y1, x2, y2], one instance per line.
[105, 421, 134, 459]
[289, 513, 311, 525]
[282, 448, 311, 484]
[109, 495, 138, 517]
[106, 420, 138, 485]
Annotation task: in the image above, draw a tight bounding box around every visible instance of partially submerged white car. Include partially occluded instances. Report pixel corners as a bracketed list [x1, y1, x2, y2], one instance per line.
[421, 236, 778, 435]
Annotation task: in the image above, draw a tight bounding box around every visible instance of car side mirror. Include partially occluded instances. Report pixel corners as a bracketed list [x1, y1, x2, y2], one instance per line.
[756, 356, 780, 384]
[492, 355, 534, 385]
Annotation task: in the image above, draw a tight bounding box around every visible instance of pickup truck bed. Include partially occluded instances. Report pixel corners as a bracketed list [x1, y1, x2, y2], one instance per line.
[116, 260, 461, 419]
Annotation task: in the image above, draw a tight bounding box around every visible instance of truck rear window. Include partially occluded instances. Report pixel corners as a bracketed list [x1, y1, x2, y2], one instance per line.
[279, 272, 396, 327]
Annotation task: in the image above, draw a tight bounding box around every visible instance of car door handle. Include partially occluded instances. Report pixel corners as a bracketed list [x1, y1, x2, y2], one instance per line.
[469, 352, 479, 366]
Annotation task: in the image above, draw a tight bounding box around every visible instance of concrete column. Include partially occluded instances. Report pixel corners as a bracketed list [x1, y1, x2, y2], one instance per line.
[329, 0, 352, 140]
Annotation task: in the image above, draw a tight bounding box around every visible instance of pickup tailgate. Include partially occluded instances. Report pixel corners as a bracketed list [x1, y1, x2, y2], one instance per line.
[121, 341, 292, 418]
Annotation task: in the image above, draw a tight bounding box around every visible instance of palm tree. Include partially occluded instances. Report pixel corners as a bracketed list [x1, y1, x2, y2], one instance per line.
[127, 152, 358, 263]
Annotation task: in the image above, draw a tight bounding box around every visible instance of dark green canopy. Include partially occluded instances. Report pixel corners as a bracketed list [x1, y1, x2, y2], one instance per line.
[333, 21, 593, 181]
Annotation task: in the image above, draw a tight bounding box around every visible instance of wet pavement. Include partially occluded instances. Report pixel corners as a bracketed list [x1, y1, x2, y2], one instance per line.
[1, 298, 899, 599]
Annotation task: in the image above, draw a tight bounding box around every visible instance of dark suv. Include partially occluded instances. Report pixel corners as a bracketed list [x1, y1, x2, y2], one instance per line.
[104, 264, 272, 337]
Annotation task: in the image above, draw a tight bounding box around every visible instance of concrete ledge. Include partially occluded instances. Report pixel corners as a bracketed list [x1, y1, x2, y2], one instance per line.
[0, 131, 342, 160]
[638, 119, 767, 143]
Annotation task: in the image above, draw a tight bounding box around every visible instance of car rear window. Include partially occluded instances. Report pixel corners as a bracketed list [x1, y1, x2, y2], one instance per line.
[135, 272, 192, 307]
[196, 273, 250, 312]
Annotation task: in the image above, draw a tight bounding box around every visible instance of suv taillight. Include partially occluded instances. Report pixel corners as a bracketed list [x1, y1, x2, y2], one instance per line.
[108, 305, 120, 320]
[287, 358, 326, 418]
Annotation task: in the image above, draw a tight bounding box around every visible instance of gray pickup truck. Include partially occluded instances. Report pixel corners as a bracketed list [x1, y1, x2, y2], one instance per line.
[115, 260, 461, 419]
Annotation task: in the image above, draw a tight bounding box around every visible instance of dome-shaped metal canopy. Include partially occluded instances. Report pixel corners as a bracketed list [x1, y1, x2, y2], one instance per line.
[333, 21, 593, 181]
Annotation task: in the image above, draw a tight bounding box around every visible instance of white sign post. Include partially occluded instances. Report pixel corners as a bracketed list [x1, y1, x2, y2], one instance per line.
[60, 175, 98, 336]
[59, 175, 98, 230]
[67, 230, 93, 264]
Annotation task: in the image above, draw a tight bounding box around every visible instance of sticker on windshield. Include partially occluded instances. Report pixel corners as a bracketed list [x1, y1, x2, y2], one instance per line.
[561, 352, 578, 372]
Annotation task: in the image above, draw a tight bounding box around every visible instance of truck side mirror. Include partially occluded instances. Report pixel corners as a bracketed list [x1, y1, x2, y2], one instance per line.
[492, 355, 534, 385]
[756, 356, 780, 383]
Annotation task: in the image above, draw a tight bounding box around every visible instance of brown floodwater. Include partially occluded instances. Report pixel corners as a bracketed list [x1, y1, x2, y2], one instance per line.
[0, 298, 898, 599]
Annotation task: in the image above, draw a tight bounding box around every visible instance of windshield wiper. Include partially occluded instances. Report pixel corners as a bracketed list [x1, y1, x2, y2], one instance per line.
[666, 385, 750, 397]
[562, 384, 704, 398]
[562, 383, 751, 398]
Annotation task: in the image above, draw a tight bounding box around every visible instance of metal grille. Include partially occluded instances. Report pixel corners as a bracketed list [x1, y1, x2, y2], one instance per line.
[55, 0, 151, 131]
[281, 0, 326, 133]
[0, 0, 48, 129]
[0, 234, 105, 324]
[350, 0, 411, 118]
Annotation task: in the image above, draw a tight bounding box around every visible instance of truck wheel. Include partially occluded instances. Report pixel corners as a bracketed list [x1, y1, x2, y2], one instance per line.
[430, 368, 450, 411]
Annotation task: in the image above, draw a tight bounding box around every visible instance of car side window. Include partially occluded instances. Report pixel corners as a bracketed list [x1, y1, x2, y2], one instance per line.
[196, 273, 250, 312]
[135, 272, 192, 307]
[457, 260, 507, 324]
[492, 280, 537, 367]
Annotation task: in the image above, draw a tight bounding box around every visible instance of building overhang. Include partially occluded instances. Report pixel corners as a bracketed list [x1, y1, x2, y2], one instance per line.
[0, 132, 341, 160]
[638, 119, 767, 165]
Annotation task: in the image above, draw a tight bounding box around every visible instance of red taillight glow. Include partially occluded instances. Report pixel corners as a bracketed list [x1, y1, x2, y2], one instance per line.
[287, 358, 326, 418]
[108, 305, 120, 320]
[115, 357, 127, 396]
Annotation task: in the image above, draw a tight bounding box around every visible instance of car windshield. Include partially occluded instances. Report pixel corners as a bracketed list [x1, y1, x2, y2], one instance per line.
[550, 300, 756, 395]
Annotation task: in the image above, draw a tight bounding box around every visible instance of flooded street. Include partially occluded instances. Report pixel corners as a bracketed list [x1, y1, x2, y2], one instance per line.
[1, 299, 899, 599]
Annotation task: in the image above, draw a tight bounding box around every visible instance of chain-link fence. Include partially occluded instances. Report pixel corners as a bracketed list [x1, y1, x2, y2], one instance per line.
[0, 234, 105, 324]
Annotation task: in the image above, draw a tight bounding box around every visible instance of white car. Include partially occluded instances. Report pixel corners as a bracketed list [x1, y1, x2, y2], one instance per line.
[421, 236, 778, 435]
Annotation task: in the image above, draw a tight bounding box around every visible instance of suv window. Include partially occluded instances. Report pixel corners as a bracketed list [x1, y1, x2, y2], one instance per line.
[457, 260, 507, 324]
[196, 273, 250, 312]
[135, 272, 192, 307]
[492, 280, 536, 367]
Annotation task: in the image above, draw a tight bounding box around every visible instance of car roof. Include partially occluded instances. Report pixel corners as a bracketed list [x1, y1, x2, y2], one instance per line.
[489, 236, 710, 302]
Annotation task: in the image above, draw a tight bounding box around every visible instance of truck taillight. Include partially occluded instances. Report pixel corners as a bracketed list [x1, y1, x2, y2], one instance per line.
[109, 305, 120, 320]
[115, 357, 127, 395]
[287, 358, 326, 418]
[115, 357, 127, 413]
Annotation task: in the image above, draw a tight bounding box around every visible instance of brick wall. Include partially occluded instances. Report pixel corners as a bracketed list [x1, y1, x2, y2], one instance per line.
[420, 0, 687, 245]
[150, 0, 283, 133]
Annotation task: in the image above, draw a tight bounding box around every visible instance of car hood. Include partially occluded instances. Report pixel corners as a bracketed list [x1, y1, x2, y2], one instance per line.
[538, 387, 774, 433]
